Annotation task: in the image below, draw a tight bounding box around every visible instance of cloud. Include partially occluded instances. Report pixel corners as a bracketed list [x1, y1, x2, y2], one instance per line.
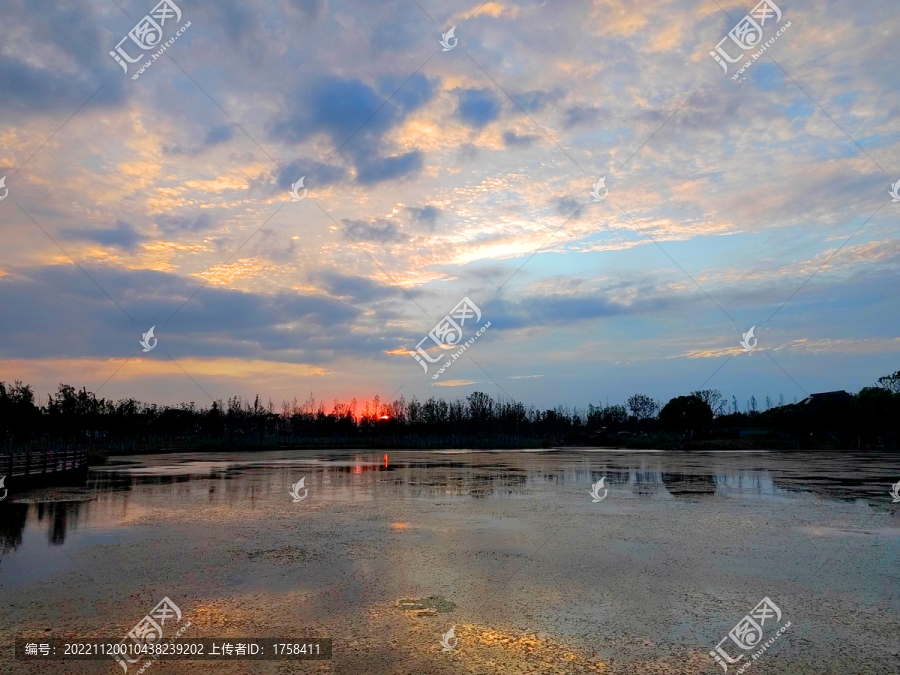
[557, 196, 582, 215]
[204, 125, 234, 146]
[60, 221, 145, 249]
[432, 379, 481, 387]
[502, 131, 537, 148]
[342, 218, 407, 243]
[458, 143, 479, 162]
[513, 89, 560, 113]
[0, 0, 123, 113]
[481, 275, 696, 332]
[288, 0, 325, 18]
[455, 88, 501, 128]
[356, 153, 423, 184]
[198, 0, 266, 50]
[0, 356, 332, 386]
[271, 74, 434, 184]
[564, 105, 604, 129]
[317, 271, 401, 302]
[372, 19, 423, 54]
[0, 56, 114, 113]
[274, 77, 383, 143]
[276, 159, 344, 191]
[156, 213, 215, 235]
[407, 205, 441, 230]
[0, 265, 367, 361]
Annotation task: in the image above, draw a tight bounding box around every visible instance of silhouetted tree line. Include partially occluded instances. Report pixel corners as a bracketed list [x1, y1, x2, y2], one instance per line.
[1, 371, 898, 453]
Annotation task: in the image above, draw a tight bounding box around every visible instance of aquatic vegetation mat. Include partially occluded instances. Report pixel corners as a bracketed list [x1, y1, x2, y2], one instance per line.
[397, 596, 457, 615]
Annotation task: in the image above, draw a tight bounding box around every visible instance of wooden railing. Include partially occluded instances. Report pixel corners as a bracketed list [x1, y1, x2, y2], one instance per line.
[0, 448, 89, 479]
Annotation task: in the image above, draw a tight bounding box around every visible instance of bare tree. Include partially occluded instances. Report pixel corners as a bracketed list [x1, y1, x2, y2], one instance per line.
[691, 389, 727, 416]
[627, 394, 658, 420]
[876, 370, 900, 393]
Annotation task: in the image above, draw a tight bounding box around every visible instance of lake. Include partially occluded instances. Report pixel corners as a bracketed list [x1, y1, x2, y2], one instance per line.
[1, 449, 899, 674]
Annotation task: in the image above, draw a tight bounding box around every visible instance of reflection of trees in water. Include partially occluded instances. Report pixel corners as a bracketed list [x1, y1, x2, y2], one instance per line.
[35, 501, 83, 546]
[662, 472, 717, 497]
[304, 460, 532, 500]
[768, 471, 885, 502]
[81, 453, 786, 504]
[0, 502, 29, 557]
[464, 472, 528, 498]
[88, 472, 136, 493]
[379, 464, 530, 499]
[0, 500, 87, 556]
[624, 469, 667, 497]
[311, 459, 764, 500]
[715, 471, 779, 495]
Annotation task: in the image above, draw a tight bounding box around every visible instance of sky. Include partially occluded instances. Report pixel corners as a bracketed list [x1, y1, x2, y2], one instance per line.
[0, 0, 898, 411]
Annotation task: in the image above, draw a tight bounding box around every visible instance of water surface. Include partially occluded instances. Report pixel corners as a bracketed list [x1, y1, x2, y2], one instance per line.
[1, 449, 898, 674]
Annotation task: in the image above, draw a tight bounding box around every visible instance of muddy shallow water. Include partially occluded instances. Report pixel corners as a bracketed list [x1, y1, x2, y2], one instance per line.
[1, 449, 899, 674]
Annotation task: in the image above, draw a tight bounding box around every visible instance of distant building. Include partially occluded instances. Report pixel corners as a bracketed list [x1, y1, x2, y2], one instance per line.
[798, 391, 853, 409]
